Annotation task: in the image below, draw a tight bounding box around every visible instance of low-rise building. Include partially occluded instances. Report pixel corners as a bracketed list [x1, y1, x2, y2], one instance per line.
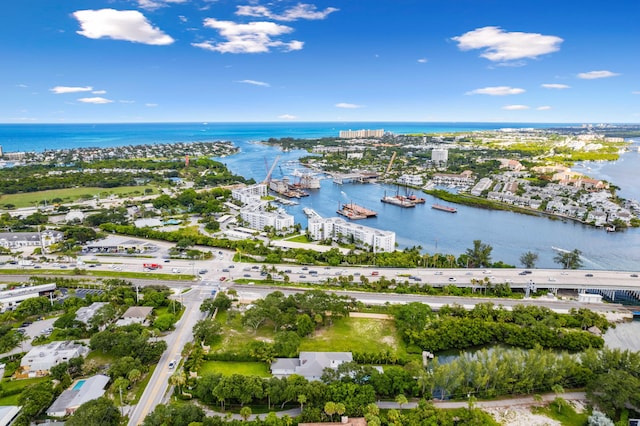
[116, 306, 154, 326]
[0, 230, 63, 250]
[20, 341, 89, 377]
[271, 352, 353, 381]
[75, 302, 108, 326]
[47, 375, 110, 418]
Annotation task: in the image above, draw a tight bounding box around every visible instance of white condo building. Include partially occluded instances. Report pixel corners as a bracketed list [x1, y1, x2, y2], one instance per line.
[308, 217, 395, 253]
[431, 148, 448, 164]
[241, 208, 294, 232]
[231, 184, 268, 204]
[339, 129, 384, 138]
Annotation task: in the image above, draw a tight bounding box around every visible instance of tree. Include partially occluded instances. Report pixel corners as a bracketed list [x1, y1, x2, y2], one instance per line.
[395, 394, 408, 409]
[519, 251, 539, 268]
[554, 249, 583, 269]
[465, 240, 493, 268]
[239, 406, 252, 421]
[324, 401, 337, 421]
[169, 370, 187, 394]
[192, 319, 222, 345]
[66, 397, 120, 426]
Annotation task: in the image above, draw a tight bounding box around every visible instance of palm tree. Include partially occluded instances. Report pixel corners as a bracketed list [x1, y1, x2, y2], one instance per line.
[324, 401, 336, 421]
[519, 251, 539, 268]
[465, 240, 493, 268]
[169, 371, 186, 394]
[395, 394, 408, 409]
[297, 394, 307, 411]
[239, 406, 252, 421]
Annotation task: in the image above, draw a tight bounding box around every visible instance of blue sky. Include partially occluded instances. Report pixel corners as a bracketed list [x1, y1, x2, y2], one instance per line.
[2, 0, 639, 123]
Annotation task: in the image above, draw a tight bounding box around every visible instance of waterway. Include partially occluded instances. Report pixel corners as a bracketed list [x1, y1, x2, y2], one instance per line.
[217, 140, 640, 271]
[1, 122, 638, 271]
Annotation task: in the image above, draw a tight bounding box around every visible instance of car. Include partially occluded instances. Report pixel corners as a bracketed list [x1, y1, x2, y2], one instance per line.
[434, 271, 443, 275]
[523, 270, 532, 274]
[222, 268, 230, 272]
[21, 322, 32, 327]
[16, 328, 26, 334]
[284, 269, 292, 273]
[519, 271, 528, 275]
[251, 266, 259, 270]
[228, 265, 235, 269]
[299, 275, 306, 278]
[243, 274, 251, 277]
[585, 273, 594, 277]
[243, 267, 251, 271]
[448, 277, 457, 282]
[168, 360, 176, 369]
[198, 269, 208, 275]
[353, 272, 361, 276]
[483, 270, 492, 274]
[33, 265, 41, 269]
[371, 271, 379, 276]
[164, 259, 171, 263]
[414, 277, 422, 282]
[631, 274, 639, 278]
[302, 266, 309, 270]
[219, 277, 226, 281]
[548, 277, 557, 282]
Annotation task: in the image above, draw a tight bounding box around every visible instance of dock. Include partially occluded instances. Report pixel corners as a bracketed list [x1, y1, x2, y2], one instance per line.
[338, 202, 377, 219]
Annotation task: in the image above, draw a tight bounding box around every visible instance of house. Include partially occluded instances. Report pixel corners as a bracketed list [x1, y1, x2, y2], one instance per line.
[75, 302, 108, 326]
[19, 341, 89, 377]
[47, 375, 110, 418]
[0, 406, 21, 426]
[116, 306, 154, 326]
[271, 352, 353, 381]
[0, 230, 63, 249]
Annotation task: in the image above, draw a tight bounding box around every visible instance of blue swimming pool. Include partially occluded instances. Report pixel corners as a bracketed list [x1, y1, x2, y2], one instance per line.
[72, 380, 86, 391]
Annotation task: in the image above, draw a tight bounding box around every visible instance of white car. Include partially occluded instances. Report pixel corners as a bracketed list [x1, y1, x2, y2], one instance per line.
[168, 360, 176, 369]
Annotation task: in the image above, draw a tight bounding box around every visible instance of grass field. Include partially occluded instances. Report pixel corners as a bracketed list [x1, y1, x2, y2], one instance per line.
[298, 317, 408, 358]
[211, 311, 277, 353]
[0, 185, 155, 208]
[199, 361, 270, 377]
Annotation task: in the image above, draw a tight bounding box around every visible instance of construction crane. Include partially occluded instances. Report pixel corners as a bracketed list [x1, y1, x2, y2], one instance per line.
[262, 155, 281, 184]
[385, 151, 397, 175]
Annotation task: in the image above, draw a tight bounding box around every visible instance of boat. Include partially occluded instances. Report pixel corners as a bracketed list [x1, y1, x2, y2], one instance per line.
[432, 204, 457, 213]
[337, 202, 378, 219]
[381, 192, 415, 208]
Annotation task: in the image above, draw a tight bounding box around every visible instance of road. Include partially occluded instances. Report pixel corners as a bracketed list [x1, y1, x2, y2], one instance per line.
[232, 284, 630, 315]
[127, 285, 210, 426]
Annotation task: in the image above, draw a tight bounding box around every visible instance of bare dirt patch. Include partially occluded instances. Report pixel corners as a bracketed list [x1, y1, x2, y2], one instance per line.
[486, 407, 561, 426]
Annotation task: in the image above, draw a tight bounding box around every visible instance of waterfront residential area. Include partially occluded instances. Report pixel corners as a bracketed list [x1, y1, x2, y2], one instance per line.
[0, 122, 639, 426]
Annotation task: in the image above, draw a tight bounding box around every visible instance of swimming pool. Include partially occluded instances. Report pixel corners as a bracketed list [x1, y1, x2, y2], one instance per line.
[72, 380, 86, 391]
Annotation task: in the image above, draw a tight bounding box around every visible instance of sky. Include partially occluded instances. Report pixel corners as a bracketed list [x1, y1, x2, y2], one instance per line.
[2, 0, 639, 123]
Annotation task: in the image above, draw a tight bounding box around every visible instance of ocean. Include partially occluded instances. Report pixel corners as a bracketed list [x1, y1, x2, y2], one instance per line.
[1, 122, 638, 270]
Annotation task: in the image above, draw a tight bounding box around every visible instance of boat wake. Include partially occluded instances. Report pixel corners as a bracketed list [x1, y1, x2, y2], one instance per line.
[551, 246, 570, 253]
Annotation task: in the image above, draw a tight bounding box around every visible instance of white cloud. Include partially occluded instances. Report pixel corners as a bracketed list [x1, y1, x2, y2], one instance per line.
[577, 70, 620, 80]
[335, 102, 362, 109]
[17, 84, 28, 88]
[537, 106, 552, 110]
[236, 4, 338, 21]
[632, 91, 640, 95]
[466, 86, 525, 96]
[417, 58, 428, 63]
[502, 105, 529, 110]
[195, 19, 302, 53]
[452, 26, 562, 62]
[50, 86, 93, 94]
[278, 114, 297, 120]
[77, 96, 113, 104]
[145, 103, 158, 107]
[541, 83, 570, 89]
[137, 0, 187, 10]
[119, 100, 136, 104]
[73, 9, 174, 45]
[236, 79, 270, 87]
[92, 90, 107, 94]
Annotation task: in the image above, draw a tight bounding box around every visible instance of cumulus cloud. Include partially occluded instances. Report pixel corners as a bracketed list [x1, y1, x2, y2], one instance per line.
[466, 86, 525, 96]
[278, 114, 297, 120]
[502, 105, 529, 110]
[77, 96, 113, 104]
[92, 90, 107, 94]
[73, 9, 174, 45]
[452, 26, 562, 62]
[577, 70, 620, 80]
[541, 83, 570, 89]
[50, 86, 93, 94]
[236, 3, 338, 21]
[417, 58, 428, 63]
[335, 102, 362, 109]
[537, 106, 552, 110]
[236, 79, 270, 87]
[194, 19, 302, 53]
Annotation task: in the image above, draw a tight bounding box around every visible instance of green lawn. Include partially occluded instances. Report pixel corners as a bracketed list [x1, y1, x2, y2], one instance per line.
[199, 361, 270, 377]
[0, 377, 50, 405]
[533, 399, 590, 426]
[284, 234, 311, 243]
[0, 185, 155, 208]
[299, 317, 408, 358]
[211, 311, 277, 353]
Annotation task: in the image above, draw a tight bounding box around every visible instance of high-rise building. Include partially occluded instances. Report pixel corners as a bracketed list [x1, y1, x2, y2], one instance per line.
[431, 148, 448, 164]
